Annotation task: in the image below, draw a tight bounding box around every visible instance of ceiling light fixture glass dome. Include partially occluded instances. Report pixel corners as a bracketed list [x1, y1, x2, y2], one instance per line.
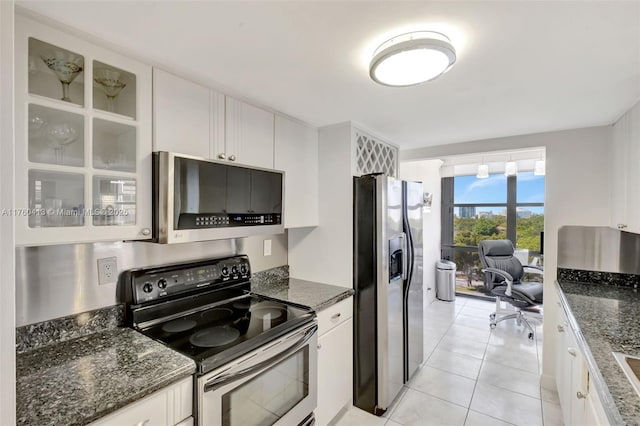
[369, 31, 456, 87]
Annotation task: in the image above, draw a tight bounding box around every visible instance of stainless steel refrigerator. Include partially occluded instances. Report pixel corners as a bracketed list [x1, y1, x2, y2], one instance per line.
[353, 173, 424, 415]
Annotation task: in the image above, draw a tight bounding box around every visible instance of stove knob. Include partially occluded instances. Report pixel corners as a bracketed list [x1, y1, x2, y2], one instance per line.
[142, 282, 154, 293]
[157, 278, 167, 289]
[240, 264, 248, 274]
[231, 265, 238, 274]
[221, 266, 229, 276]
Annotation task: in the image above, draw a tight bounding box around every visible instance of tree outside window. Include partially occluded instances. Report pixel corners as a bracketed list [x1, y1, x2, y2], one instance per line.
[441, 172, 544, 297]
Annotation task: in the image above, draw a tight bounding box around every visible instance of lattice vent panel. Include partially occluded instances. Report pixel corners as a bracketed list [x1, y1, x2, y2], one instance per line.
[355, 132, 398, 177]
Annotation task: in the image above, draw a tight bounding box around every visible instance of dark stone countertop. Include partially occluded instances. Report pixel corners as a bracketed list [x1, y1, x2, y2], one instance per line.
[251, 272, 354, 312]
[557, 280, 640, 426]
[16, 327, 196, 426]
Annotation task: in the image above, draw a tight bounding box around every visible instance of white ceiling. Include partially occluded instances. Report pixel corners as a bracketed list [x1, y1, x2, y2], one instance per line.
[18, 1, 640, 149]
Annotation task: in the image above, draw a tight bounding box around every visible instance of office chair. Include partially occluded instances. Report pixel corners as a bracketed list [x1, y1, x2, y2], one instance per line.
[478, 239, 544, 340]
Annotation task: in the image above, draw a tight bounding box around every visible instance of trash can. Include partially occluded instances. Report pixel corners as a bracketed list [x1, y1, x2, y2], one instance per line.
[436, 260, 457, 301]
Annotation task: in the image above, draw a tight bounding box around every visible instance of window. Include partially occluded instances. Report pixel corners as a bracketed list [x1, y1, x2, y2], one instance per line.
[441, 172, 544, 297]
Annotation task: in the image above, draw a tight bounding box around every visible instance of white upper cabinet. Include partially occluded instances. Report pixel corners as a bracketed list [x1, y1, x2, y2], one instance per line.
[15, 15, 152, 246]
[153, 69, 210, 158]
[152, 68, 224, 159]
[223, 97, 274, 169]
[274, 115, 319, 228]
[153, 73, 274, 169]
[610, 101, 640, 233]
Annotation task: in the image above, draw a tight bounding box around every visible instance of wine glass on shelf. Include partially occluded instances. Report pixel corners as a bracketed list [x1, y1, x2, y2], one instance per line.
[40, 50, 83, 102]
[94, 68, 127, 113]
[45, 122, 77, 165]
[28, 113, 47, 140]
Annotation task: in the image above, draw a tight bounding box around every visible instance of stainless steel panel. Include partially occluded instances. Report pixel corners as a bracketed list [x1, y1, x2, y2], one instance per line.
[404, 181, 423, 381]
[376, 175, 404, 410]
[557, 226, 640, 274]
[16, 233, 288, 326]
[156, 152, 285, 244]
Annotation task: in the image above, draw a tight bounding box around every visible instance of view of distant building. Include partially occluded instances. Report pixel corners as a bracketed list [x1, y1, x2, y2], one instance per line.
[516, 207, 533, 218]
[477, 211, 493, 219]
[459, 206, 476, 218]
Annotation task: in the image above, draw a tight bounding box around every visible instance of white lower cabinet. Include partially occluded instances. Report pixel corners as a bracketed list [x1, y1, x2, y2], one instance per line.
[555, 302, 608, 426]
[316, 297, 353, 426]
[90, 377, 193, 426]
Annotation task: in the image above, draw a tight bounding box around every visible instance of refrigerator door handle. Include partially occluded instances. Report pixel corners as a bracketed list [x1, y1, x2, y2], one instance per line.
[400, 232, 408, 281]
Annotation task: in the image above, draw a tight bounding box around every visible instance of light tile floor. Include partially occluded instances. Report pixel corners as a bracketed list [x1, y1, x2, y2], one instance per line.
[332, 297, 564, 426]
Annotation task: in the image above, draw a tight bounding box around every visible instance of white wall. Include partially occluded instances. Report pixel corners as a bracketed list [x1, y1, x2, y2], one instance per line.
[288, 123, 354, 287]
[402, 125, 612, 389]
[400, 159, 443, 304]
[0, 0, 16, 422]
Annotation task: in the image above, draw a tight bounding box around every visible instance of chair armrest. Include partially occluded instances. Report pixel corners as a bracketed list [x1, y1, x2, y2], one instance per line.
[523, 265, 544, 275]
[482, 268, 513, 296]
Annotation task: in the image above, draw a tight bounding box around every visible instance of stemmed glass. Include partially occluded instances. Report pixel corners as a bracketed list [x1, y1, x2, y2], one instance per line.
[28, 113, 47, 140]
[40, 50, 83, 102]
[94, 68, 127, 112]
[45, 122, 77, 164]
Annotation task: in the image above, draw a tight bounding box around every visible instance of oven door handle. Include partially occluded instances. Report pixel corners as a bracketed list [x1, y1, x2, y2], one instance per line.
[203, 323, 317, 393]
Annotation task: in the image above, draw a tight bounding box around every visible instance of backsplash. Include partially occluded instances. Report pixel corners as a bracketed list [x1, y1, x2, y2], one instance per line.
[251, 265, 289, 285]
[16, 233, 287, 326]
[557, 268, 640, 288]
[15, 304, 123, 354]
[558, 226, 640, 275]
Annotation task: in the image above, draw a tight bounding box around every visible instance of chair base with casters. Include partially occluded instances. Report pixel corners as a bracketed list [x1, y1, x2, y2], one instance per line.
[478, 239, 544, 341]
[489, 297, 542, 340]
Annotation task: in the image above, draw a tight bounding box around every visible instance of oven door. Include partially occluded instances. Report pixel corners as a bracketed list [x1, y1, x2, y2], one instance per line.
[197, 321, 318, 426]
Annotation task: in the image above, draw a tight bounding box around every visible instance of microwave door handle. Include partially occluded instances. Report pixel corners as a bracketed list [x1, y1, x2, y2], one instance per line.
[203, 323, 317, 393]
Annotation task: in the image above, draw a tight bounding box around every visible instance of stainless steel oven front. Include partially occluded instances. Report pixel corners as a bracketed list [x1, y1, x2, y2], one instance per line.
[197, 321, 318, 426]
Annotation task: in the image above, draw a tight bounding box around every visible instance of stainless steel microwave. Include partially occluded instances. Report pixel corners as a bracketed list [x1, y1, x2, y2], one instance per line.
[153, 152, 284, 244]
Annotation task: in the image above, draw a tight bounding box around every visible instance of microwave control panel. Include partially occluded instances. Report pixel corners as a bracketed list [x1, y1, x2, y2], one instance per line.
[177, 213, 281, 229]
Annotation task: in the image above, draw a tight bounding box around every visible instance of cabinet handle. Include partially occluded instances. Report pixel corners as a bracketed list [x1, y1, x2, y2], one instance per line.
[568, 347, 577, 357]
[317, 344, 322, 349]
[140, 228, 151, 237]
[218, 153, 226, 160]
[133, 420, 149, 426]
[229, 155, 237, 161]
[618, 224, 628, 229]
[576, 391, 587, 399]
[331, 313, 341, 320]
[557, 325, 565, 333]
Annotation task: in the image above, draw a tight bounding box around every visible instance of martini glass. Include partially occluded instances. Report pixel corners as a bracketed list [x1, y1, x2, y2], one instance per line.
[45, 122, 77, 164]
[28, 113, 47, 140]
[41, 50, 83, 102]
[94, 68, 126, 112]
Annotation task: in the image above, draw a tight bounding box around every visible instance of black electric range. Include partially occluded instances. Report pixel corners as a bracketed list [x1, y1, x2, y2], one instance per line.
[122, 255, 315, 374]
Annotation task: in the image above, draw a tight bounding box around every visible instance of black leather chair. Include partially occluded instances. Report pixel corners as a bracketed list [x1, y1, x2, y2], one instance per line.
[478, 239, 543, 340]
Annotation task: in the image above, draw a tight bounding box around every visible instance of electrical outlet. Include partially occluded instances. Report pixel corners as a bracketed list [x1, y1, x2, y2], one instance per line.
[97, 257, 118, 285]
[263, 239, 272, 256]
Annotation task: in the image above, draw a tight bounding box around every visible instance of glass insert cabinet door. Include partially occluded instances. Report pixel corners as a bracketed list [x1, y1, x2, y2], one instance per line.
[14, 14, 152, 245]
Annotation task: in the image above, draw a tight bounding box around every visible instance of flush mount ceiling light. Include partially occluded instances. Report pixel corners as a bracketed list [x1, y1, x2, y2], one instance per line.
[369, 31, 456, 87]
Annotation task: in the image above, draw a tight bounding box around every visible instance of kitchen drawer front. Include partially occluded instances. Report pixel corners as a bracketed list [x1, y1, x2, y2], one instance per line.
[89, 389, 168, 426]
[318, 297, 353, 336]
[90, 376, 192, 426]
